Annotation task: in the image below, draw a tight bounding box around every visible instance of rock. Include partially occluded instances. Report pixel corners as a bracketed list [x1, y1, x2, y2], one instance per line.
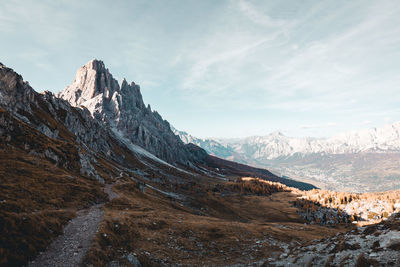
[125, 253, 142, 267]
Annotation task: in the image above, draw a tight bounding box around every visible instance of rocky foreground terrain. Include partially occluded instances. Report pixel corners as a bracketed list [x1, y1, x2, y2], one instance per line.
[0, 61, 399, 266]
[272, 212, 400, 266]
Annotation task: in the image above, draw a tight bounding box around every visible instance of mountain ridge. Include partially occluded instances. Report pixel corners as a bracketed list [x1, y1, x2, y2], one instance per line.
[176, 122, 400, 160]
[58, 59, 200, 165]
[174, 123, 400, 192]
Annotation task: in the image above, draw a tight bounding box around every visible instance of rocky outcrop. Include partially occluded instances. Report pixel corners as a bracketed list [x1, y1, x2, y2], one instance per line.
[0, 62, 118, 181]
[59, 59, 198, 164]
[0, 63, 36, 113]
[0, 63, 112, 154]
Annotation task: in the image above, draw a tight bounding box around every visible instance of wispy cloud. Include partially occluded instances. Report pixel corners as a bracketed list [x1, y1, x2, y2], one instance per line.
[181, 37, 270, 90]
[171, 0, 400, 116]
[236, 0, 291, 28]
[175, 1, 295, 99]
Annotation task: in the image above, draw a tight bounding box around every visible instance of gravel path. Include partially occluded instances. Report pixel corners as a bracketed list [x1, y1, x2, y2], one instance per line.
[28, 183, 120, 267]
[28, 205, 103, 267]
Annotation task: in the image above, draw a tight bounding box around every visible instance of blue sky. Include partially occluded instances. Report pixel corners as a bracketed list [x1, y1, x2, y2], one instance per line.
[1, 0, 400, 138]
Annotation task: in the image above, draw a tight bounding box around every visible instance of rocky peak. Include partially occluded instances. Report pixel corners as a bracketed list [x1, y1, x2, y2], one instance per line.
[59, 60, 198, 164]
[58, 59, 120, 108]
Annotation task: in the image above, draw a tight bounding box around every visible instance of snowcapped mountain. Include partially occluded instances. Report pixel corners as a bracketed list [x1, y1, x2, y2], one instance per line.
[229, 123, 400, 161]
[177, 124, 400, 161]
[175, 124, 400, 192]
[58, 59, 198, 164]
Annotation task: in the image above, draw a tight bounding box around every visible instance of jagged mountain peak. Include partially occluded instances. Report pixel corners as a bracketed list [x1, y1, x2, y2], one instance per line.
[85, 58, 106, 70]
[58, 60, 196, 164]
[58, 59, 122, 109]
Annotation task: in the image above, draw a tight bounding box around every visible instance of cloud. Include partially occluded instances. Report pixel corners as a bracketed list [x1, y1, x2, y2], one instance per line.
[181, 37, 270, 90]
[236, 0, 290, 28]
[0, 0, 76, 46]
[174, 1, 295, 100]
[169, 0, 400, 116]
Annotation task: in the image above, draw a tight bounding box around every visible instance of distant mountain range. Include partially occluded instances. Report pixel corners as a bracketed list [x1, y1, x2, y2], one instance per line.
[174, 124, 400, 192]
[175, 123, 400, 159]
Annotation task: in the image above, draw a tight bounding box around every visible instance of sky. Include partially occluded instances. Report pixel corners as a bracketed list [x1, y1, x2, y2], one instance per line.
[1, 0, 400, 138]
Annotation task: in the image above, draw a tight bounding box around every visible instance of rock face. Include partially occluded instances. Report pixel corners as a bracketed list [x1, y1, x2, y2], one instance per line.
[0, 62, 117, 181]
[59, 59, 196, 164]
[0, 63, 36, 113]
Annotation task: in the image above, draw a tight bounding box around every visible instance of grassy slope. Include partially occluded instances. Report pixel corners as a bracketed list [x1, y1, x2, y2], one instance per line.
[0, 108, 107, 266]
[85, 173, 345, 266]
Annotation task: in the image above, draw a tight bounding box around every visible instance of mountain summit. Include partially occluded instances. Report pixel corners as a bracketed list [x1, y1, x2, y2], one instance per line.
[58, 59, 196, 164]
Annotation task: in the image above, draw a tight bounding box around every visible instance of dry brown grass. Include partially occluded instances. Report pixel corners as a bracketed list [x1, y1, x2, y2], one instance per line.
[0, 210, 74, 266]
[0, 107, 108, 266]
[0, 148, 107, 266]
[86, 179, 344, 266]
[211, 177, 289, 197]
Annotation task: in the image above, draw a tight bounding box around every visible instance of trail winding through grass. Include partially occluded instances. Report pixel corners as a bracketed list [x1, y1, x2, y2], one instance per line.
[29, 183, 119, 267]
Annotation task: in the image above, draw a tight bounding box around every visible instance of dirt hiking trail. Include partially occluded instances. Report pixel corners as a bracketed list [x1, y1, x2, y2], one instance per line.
[29, 183, 119, 267]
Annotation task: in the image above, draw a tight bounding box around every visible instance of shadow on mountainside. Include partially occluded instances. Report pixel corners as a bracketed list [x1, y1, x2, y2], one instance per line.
[203, 154, 317, 190]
